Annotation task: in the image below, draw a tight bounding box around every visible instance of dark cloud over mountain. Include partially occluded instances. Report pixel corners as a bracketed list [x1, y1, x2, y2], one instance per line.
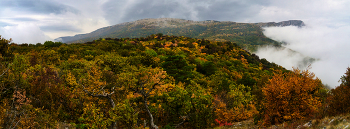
[102, 0, 272, 24]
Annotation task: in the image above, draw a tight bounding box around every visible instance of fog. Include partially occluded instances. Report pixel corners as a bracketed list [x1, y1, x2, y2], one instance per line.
[255, 24, 350, 88]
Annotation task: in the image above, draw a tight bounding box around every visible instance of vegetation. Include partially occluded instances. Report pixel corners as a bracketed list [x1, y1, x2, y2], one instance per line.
[62, 18, 281, 51]
[0, 34, 343, 128]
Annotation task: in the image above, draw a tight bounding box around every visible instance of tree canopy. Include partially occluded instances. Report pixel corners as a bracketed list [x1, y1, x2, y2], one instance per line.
[0, 35, 331, 128]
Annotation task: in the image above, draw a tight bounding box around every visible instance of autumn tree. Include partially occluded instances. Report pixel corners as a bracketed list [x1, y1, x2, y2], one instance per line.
[80, 66, 118, 129]
[214, 83, 258, 123]
[1, 53, 53, 128]
[327, 67, 350, 115]
[119, 66, 173, 129]
[262, 68, 322, 126]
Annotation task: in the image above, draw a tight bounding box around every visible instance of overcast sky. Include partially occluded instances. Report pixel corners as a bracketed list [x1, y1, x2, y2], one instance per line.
[0, 0, 350, 87]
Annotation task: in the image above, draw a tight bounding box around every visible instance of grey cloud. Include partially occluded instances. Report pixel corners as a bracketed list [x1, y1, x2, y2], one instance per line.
[0, 0, 79, 14]
[103, 0, 181, 24]
[195, 1, 263, 21]
[10, 17, 38, 22]
[120, 1, 179, 21]
[0, 21, 13, 27]
[40, 25, 81, 32]
[102, 0, 272, 25]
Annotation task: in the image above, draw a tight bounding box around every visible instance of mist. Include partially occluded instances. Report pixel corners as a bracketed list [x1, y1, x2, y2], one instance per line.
[255, 23, 350, 88]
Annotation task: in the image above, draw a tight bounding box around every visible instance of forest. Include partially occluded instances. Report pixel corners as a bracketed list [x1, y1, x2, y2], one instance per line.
[0, 34, 349, 128]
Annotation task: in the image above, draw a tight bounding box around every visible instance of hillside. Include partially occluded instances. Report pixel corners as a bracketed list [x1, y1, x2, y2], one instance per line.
[55, 18, 304, 51]
[1, 34, 339, 128]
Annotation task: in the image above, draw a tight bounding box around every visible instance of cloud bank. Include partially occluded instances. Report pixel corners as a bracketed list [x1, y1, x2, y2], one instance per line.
[256, 24, 350, 88]
[0, 0, 109, 43]
[0, 24, 51, 44]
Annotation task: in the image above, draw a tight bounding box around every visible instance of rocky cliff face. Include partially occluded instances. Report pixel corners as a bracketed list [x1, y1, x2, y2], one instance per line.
[255, 20, 305, 27]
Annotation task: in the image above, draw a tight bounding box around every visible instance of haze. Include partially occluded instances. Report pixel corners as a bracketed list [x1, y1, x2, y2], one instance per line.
[1, 0, 349, 87]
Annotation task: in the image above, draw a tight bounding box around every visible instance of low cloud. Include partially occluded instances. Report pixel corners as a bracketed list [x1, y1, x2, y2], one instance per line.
[256, 23, 350, 88]
[255, 46, 315, 70]
[0, 24, 51, 44]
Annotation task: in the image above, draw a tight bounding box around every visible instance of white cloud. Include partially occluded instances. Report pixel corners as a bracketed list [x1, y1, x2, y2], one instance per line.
[256, 23, 350, 88]
[0, 23, 51, 44]
[0, 0, 110, 40]
[255, 46, 313, 70]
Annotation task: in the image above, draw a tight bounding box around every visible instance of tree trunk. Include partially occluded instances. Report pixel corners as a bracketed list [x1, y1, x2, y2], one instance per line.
[108, 96, 117, 129]
[143, 97, 158, 129]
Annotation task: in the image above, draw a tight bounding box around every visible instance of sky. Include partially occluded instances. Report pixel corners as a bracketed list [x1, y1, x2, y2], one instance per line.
[0, 0, 350, 87]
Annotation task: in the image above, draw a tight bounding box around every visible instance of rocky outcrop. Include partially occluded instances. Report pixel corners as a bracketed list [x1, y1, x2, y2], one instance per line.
[256, 20, 305, 27]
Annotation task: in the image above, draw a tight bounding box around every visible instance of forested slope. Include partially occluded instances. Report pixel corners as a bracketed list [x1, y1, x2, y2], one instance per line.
[0, 34, 336, 128]
[57, 18, 288, 51]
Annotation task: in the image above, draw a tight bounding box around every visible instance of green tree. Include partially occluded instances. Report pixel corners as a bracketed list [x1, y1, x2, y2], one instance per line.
[161, 55, 194, 83]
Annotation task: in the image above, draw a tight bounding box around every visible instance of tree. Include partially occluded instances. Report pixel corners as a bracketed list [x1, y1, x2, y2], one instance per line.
[0, 35, 12, 77]
[262, 68, 322, 126]
[327, 67, 350, 115]
[80, 66, 117, 129]
[214, 84, 257, 123]
[124, 67, 170, 129]
[161, 55, 194, 83]
[339, 67, 350, 86]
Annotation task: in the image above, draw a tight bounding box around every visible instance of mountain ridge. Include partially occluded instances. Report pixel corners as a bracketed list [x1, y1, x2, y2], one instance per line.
[55, 18, 305, 51]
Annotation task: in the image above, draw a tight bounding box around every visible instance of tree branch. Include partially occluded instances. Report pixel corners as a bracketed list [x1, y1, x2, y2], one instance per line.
[143, 97, 158, 129]
[146, 83, 158, 97]
[173, 114, 190, 128]
[0, 63, 11, 77]
[82, 84, 116, 108]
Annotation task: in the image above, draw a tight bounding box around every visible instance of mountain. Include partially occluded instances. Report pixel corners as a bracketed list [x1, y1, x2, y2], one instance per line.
[3, 34, 331, 128]
[255, 20, 305, 27]
[55, 18, 305, 51]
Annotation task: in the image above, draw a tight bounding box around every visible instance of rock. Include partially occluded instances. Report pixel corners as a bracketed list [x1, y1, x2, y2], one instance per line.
[256, 20, 306, 28]
[303, 120, 312, 127]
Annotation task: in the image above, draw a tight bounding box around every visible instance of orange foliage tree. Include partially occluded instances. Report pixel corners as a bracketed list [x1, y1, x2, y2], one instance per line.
[262, 68, 322, 126]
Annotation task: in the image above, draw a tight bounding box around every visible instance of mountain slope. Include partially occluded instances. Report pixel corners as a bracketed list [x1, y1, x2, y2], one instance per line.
[55, 18, 304, 51]
[4, 34, 294, 128]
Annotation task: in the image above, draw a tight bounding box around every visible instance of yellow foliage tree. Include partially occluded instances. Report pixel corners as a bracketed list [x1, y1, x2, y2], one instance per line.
[214, 84, 258, 123]
[262, 68, 322, 126]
